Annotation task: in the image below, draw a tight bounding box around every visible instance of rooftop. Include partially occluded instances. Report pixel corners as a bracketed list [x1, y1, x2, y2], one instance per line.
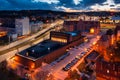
[85, 51, 100, 60]
[18, 40, 64, 60]
[63, 31, 80, 37]
[111, 16, 120, 20]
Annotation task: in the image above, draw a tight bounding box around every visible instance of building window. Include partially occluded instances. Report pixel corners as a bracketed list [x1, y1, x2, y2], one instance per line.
[51, 37, 67, 43]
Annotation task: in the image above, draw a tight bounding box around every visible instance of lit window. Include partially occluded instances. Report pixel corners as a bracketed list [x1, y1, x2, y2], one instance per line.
[31, 63, 35, 69]
[107, 70, 109, 74]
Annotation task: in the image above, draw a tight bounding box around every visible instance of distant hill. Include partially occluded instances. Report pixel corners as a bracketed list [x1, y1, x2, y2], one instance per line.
[0, 10, 120, 18]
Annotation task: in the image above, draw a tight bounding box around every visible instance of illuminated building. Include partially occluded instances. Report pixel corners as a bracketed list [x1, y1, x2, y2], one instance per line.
[0, 31, 7, 37]
[106, 29, 114, 46]
[79, 15, 100, 21]
[100, 16, 120, 24]
[111, 16, 120, 23]
[96, 56, 120, 80]
[30, 21, 43, 33]
[63, 21, 78, 32]
[15, 17, 30, 36]
[100, 16, 120, 33]
[100, 17, 113, 30]
[14, 31, 84, 69]
[78, 20, 100, 34]
[114, 25, 120, 41]
[0, 17, 30, 37]
[63, 19, 100, 34]
[50, 31, 81, 43]
[97, 35, 109, 59]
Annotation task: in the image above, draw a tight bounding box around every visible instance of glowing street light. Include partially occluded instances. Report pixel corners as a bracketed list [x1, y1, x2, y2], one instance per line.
[90, 28, 95, 34]
[93, 42, 96, 45]
[107, 70, 110, 74]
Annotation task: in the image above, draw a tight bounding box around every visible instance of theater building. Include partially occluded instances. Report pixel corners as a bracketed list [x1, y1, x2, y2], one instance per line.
[14, 31, 84, 69]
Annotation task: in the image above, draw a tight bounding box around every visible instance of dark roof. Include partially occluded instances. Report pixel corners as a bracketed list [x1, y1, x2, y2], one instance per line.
[85, 51, 99, 60]
[19, 40, 64, 59]
[63, 31, 81, 37]
[111, 16, 120, 20]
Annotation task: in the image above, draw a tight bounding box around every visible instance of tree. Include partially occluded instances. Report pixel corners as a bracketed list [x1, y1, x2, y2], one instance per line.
[35, 70, 55, 80]
[77, 62, 86, 72]
[65, 70, 80, 80]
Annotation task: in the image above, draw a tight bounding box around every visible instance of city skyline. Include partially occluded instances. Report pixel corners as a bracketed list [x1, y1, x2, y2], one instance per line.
[0, 8, 120, 79]
[0, 0, 120, 12]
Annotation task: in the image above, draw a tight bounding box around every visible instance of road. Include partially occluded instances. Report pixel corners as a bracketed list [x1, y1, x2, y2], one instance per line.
[0, 20, 63, 63]
[0, 20, 63, 52]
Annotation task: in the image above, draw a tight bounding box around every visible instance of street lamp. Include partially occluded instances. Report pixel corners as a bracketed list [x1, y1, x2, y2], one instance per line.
[48, 47, 50, 51]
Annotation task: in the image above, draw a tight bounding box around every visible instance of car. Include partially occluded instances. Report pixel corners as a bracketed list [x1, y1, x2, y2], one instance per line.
[71, 58, 78, 64]
[62, 67, 70, 71]
[63, 63, 72, 71]
[50, 61, 57, 66]
[76, 55, 81, 59]
[56, 59, 61, 62]
[66, 52, 70, 56]
[81, 52, 86, 55]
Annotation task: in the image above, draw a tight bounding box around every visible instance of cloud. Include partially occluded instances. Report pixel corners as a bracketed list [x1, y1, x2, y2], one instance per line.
[80, 0, 107, 7]
[55, 0, 107, 11]
[114, 0, 120, 4]
[1, 0, 57, 10]
[0, 0, 120, 11]
[73, 0, 82, 5]
[89, 0, 120, 11]
[32, 0, 59, 4]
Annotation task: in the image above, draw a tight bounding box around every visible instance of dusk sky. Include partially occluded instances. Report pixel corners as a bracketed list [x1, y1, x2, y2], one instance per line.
[0, 0, 120, 12]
